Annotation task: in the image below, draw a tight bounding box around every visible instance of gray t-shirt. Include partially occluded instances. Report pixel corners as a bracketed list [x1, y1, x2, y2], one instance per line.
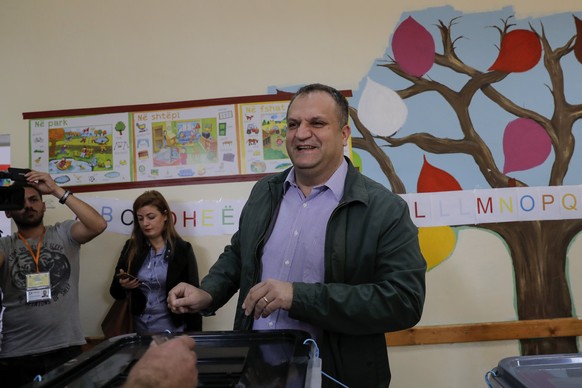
[0, 220, 85, 357]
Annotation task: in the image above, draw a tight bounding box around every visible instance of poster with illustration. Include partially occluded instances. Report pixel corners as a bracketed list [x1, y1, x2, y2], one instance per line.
[132, 105, 238, 181]
[238, 101, 353, 174]
[238, 101, 291, 174]
[29, 113, 131, 186]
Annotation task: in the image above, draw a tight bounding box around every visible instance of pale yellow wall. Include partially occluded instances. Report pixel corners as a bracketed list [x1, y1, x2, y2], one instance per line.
[2, 1, 582, 387]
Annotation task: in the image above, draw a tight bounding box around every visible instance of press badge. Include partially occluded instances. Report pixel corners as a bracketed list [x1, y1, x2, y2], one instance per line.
[26, 272, 52, 302]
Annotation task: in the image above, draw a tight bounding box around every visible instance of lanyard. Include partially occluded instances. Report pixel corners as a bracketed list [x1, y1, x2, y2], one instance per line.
[18, 228, 46, 273]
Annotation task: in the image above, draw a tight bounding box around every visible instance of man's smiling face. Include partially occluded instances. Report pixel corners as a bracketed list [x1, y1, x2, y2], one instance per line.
[285, 91, 350, 186]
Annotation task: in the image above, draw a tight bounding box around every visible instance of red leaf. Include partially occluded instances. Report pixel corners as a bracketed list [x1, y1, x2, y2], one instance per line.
[489, 29, 541, 73]
[574, 16, 582, 64]
[417, 156, 462, 193]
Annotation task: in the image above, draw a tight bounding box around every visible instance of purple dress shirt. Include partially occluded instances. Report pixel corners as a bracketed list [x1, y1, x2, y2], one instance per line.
[135, 246, 185, 333]
[253, 160, 347, 339]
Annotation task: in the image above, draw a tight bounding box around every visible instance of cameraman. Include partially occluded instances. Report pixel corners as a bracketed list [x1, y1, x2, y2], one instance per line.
[0, 170, 107, 387]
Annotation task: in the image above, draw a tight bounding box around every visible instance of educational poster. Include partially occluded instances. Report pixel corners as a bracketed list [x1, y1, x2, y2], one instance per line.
[238, 100, 352, 174]
[132, 105, 238, 181]
[29, 113, 131, 186]
[238, 101, 292, 174]
[25, 93, 354, 185]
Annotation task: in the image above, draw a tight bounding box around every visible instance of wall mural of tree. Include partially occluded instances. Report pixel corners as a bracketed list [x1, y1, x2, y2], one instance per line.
[348, 6, 582, 355]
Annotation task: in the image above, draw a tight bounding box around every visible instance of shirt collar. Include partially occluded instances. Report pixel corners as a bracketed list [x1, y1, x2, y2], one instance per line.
[284, 158, 348, 201]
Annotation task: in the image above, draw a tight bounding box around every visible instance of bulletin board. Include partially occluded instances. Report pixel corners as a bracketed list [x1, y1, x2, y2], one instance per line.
[23, 90, 352, 193]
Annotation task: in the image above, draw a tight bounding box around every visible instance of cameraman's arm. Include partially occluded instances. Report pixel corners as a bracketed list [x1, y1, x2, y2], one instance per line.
[62, 192, 107, 244]
[25, 170, 107, 244]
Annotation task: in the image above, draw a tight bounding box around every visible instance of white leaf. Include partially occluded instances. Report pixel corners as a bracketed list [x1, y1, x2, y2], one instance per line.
[357, 77, 407, 136]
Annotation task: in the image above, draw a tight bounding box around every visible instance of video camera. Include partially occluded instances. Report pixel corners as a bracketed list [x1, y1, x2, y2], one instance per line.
[0, 168, 31, 211]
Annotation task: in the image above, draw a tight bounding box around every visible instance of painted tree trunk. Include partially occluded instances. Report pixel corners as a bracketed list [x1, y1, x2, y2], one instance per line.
[484, 220, 578, 354]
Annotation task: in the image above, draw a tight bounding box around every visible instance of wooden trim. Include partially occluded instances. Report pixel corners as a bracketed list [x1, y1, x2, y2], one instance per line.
[23, 92, 294, 119]
[85, 318, 582, 350]
[386, 318, 582, 346]
[22, 90, 352, 119]
[66, 173, 269, 193]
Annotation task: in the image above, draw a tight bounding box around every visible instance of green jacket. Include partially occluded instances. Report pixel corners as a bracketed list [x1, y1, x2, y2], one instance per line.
[201, 159, 426, 387]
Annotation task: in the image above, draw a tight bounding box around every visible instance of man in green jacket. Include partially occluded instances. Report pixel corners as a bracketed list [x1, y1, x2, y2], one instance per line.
[168, 83, 426, 387]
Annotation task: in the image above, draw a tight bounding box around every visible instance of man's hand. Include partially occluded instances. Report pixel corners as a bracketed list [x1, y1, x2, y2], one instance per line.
[23, 170, 107, 243]
[25, 170, 63, 197]
[167, 282, 212, 314]
[124, 336, 198, 388]
[242, 279, 293, 320]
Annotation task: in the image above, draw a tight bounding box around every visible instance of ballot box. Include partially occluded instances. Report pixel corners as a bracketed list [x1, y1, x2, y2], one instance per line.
[26, 330, 312, 387]
[486, 353, 582, 387]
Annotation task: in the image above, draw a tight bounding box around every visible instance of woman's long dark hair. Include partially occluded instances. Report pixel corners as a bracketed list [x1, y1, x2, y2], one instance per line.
[126, 190, 178, 270]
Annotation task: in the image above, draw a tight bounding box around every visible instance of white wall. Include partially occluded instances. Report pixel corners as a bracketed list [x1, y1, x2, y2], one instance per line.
[2, 1, 582, 387]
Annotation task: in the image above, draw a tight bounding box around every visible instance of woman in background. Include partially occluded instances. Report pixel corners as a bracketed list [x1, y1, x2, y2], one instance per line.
[109, 190, 202, 333]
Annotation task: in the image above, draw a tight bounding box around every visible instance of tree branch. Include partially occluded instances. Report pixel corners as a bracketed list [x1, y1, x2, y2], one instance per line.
[349, 107, 406, 193]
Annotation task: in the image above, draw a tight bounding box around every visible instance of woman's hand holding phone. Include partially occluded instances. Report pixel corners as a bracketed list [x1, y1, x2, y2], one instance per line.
[117, 270, 141, 289]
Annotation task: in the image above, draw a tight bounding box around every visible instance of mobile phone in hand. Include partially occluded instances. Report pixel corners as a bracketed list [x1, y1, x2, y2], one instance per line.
[116, 272, 138, 281]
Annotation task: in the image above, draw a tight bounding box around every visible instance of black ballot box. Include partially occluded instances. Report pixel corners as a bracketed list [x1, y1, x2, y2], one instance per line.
[486, 353, 582, 387]
[25, 330, 312, 388]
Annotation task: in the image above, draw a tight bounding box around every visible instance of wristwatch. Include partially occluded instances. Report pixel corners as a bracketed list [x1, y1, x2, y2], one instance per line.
[59, 190, 73, 204]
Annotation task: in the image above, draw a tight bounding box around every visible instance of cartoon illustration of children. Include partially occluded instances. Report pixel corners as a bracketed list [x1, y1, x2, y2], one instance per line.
[180, 148, 188, 165]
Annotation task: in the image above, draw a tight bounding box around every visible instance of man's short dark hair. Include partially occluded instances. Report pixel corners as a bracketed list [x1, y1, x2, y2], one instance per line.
[287, 83, 349, 128]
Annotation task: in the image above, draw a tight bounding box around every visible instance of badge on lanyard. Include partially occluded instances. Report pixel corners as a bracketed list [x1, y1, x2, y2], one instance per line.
[18, 229, 52, 303]
[26, 272, 52, 302]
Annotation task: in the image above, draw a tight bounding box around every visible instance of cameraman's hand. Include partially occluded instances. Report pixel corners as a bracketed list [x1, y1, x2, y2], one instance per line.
[25, 170, 106, 243]
[25, 170, 64, 197]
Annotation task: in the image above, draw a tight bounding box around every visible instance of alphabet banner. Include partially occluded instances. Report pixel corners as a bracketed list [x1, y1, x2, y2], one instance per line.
[80, 196, 246, 236]
[401, 185, 582, 227]
[79, 185, 582, 237]
[4, 184, 577, 239]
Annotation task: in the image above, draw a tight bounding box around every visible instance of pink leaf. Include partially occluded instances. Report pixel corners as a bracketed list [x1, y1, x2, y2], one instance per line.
[503, 118, 551, 174]
[392, 16, 435, 77]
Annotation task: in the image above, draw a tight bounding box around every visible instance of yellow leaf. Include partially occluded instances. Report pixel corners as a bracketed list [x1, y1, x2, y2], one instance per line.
[419, 226, 457, 270]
